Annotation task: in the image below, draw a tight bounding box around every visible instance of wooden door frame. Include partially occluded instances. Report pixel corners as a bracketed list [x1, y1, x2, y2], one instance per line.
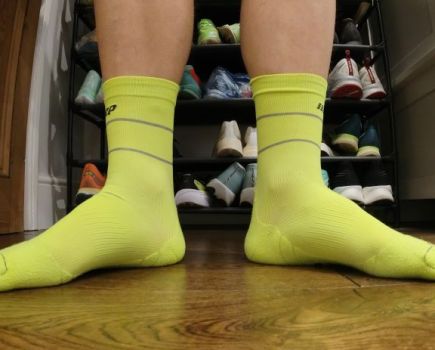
[0, 0, 42, 233]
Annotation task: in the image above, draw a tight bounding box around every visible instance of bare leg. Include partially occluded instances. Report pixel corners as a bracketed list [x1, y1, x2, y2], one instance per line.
[241, 0, 335, 78]
[242, 1, 435, 279]
[95, 0, 193, 81]
[0, 0, 193, 292]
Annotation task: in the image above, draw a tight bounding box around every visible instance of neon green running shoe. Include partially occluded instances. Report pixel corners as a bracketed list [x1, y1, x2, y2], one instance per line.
[197, 19, 222, 45]
[217, 23, 240, 44]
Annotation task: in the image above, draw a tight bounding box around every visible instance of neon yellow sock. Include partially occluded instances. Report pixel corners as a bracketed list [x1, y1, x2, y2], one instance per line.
[0, 76, 185, 292]
[245, 73, 435, 279]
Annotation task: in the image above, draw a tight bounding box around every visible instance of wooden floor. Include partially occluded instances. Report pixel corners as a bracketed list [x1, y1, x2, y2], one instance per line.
[1, 229, 435, 349]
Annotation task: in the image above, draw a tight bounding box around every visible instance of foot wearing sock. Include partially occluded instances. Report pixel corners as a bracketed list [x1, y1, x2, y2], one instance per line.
[245, 74, 435, 279]
[0, 76, 185, 292]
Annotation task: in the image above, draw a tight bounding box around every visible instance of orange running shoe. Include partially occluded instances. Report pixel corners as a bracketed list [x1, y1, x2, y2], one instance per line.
[75, 163, 106, 205]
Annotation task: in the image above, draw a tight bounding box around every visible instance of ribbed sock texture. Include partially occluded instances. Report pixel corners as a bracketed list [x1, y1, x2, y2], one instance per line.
[245, 73, 435, 279]
[0, 76, 185, 292]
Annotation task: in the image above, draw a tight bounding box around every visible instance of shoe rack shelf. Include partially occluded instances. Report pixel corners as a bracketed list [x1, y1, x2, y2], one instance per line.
[68, 0, 400, 227]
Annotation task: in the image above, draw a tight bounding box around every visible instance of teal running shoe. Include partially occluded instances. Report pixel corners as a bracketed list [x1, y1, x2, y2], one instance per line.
[333, 113, 362, 154]
[358, 123, 381, 157]
[75, 70, 101, 105]
[240, 163, 256, 206]
[179, 65, 202, 100]
[217, 23, 240, 44]
[321, 169, 330, 188]
[197, 19, 222, 45]
[206, 162, 246, 206]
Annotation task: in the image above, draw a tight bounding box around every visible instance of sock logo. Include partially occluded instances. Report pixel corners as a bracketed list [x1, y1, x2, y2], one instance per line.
[317, 103, 324, 112]
[106, 105, 117, 116]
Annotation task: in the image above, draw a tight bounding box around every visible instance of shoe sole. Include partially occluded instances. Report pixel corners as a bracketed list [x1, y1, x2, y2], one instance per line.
[175, 189, 210, 208]
[363, 185, 394, 205]
[216, 137, 243, 157]
[333, 133, 359, 154]
[206, 178, 236, 206]
[217, 26, 237, 44]
[357, 146, 381, 157]
[240, 187, 254, 207]
[243, 146, 257, 158]
[362, 84, 387, 99]
[334, 185, 364, 204]
[331, 83, 363, 99]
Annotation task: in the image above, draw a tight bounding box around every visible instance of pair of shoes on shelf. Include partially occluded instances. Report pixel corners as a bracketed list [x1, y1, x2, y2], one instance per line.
[334, 18, 363, 45]
[75, 70, 104, 105]
[75, 163, 106, 205]
[332, 114, 381, 157]
[175, 163, 256, 208]
[328, 50, 386, 100]
[179, 65, 202, 100]
[331, 161, 394, 205]
[214, 120, 257, 158]
[197, 19, 240, 45]
[204, 66, 251, 99]
[206, 162, 256, 207]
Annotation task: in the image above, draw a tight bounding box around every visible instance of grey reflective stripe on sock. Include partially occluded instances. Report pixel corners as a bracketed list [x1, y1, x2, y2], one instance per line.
[106, 118, 173, 133]
[109, 147, 172, 165]
[256, 112, 323, 123]
[258, 139, 320, 155]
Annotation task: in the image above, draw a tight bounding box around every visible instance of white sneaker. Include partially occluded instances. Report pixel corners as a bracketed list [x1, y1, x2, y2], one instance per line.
[328, 50, 363, 99]
[214, 120, 243, 157]
[359, 62, 387, 99]
[243, 127, 257, 158]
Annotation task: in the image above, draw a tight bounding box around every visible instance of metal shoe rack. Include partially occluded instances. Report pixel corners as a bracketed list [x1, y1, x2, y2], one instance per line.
[68, 0, 399, 227]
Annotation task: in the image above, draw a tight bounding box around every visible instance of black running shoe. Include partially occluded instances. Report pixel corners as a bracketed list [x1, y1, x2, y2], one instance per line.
[331, 162, 364, 204]
[360, 161, 394, 205]
[175, 174, 211, 208]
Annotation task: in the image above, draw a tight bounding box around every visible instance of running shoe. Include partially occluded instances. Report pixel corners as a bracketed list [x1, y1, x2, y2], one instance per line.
[358, 123, 381, 157]
[333, 114, 362, 154]
[360, 161, 394, 205]
[328, 50, 363, 99]
[322, 169, 330, 187]
[175, 174, 211, 208]
[217, 23, 240, 44]
[331, 162, 364, 204]
[240, 163, 257, 206]
[179, 65, 202, 100]
[206, 162, 246, 206]
[359, 59, 387, 99]
[243, 127, 257, 158]
[340, 18, 362, 45]
[75, 70, 101, 105]
[214, 120, 243, 158]
[197, 19, 222, 45]
[204, 66, 241, 99]
[75, 163, 106, 205]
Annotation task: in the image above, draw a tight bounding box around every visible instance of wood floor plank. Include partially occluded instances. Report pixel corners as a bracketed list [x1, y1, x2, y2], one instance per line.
[0, 229, 435, 349]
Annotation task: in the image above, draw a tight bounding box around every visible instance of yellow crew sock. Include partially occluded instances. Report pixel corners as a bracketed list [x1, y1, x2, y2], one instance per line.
[0, 76, 185, 292]
[245, 73, 435, 279]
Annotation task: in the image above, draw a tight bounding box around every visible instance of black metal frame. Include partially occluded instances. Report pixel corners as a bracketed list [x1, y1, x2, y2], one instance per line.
[67, 0, 400, 227]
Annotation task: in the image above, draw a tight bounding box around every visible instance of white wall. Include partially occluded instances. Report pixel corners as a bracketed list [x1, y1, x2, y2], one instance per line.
[382, 0, 435, 200]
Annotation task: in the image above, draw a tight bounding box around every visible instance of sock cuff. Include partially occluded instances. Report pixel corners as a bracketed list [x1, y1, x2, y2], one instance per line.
[251, 73, 327, 99]
[103, 76, 179, 105]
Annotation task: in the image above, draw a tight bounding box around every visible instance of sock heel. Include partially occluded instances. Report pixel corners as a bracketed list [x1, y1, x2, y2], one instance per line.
[140, 231, 186, 267]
